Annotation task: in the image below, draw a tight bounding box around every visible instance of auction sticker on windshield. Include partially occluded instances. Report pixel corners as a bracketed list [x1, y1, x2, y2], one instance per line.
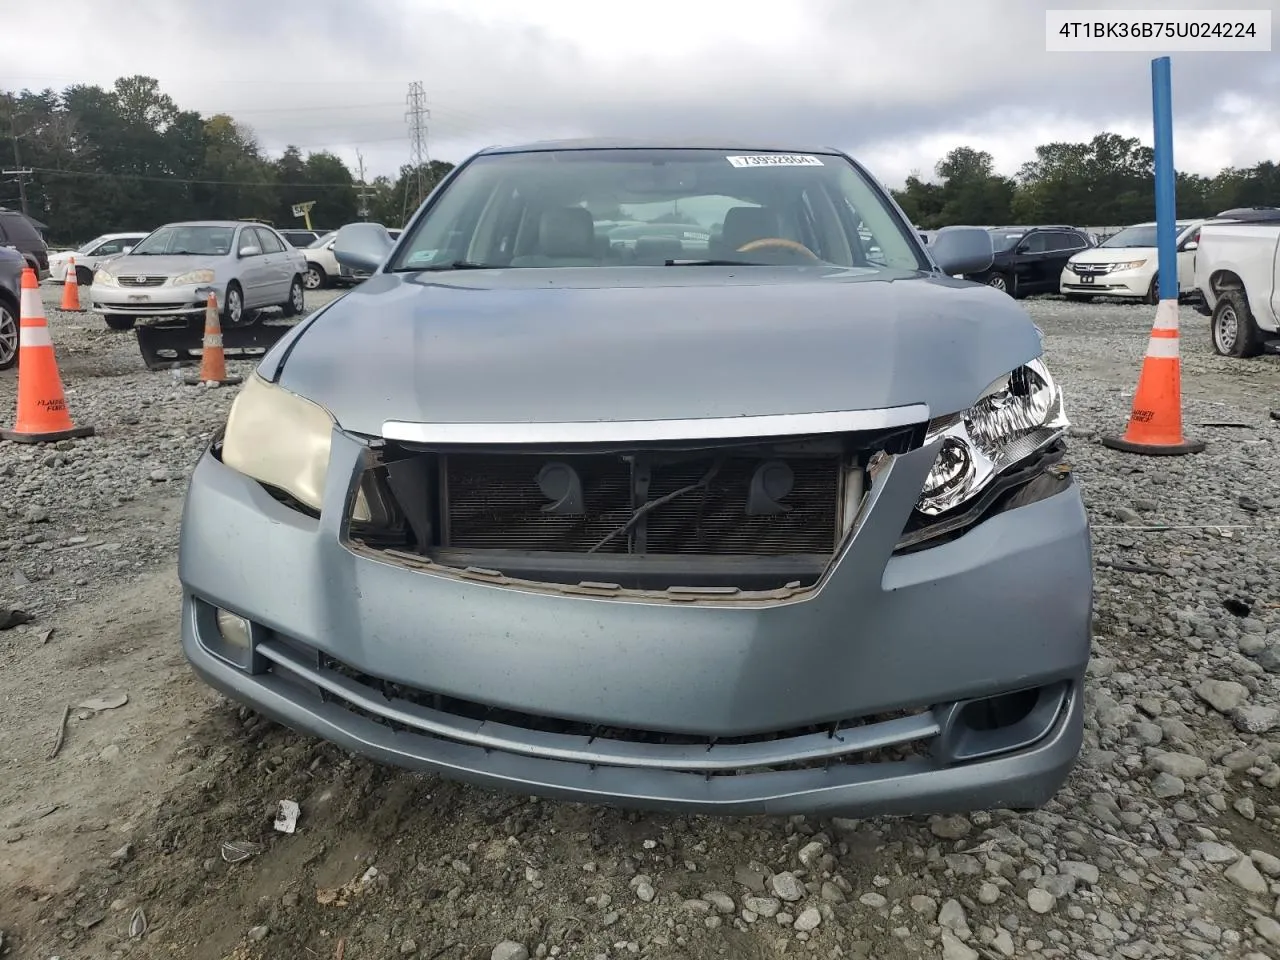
[726, 155, 824, 167]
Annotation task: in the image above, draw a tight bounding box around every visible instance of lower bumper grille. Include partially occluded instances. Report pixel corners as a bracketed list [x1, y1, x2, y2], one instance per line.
[236, 631, 1072, 777]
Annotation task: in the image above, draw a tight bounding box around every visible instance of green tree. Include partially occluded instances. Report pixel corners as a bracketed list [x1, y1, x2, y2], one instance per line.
[891, 171, 944, 227]
[933, 147, 1015, 225]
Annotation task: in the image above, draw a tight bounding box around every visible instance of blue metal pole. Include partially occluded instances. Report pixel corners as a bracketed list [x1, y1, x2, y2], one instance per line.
[1151, 57, 1177, 302]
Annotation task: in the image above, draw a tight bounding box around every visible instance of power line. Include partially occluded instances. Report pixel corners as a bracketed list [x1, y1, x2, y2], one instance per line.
[25, 166, 357, 188]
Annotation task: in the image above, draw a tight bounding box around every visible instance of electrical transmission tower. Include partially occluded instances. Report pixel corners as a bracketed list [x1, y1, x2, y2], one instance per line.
[355, 150, 375, 220]
[403, 82, 430, 224]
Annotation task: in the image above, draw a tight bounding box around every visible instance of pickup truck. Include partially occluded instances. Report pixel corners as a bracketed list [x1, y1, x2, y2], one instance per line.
[1194, 217, 1280, 358]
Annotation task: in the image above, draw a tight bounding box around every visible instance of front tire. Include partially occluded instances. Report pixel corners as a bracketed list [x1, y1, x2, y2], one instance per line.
[76, 265, 94, 287]
[281, 276, 305, 318]
[985, 272, 1013, 296]
[1145, 278, 1159, 305]
[104, 315, 136, 331]
[303, 263, 327, 290]
[1211, 289, 1262, 358]
[0, 298, 18, 370]
[222, 282, 245, 327]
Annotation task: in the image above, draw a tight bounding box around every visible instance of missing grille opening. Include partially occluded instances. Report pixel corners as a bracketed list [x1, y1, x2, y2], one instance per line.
[348, 427, 922, 592]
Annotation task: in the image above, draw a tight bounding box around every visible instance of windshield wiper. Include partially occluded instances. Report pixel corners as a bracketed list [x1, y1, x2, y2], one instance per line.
[394, 260, 503, 272]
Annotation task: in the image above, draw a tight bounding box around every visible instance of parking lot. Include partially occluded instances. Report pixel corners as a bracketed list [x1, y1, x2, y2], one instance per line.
[1, 286, 1279, 960]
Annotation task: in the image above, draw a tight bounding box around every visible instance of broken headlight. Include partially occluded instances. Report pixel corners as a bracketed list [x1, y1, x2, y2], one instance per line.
[221, 372, 370, 520]
[916, 358, 1069, 516]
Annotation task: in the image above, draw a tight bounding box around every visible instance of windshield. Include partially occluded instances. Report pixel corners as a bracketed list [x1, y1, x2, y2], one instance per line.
[310, 232, 336, 248]
[78, 235, 108, 253]
[129, 225, 234, 256]
[1102, 222, 1195, 248]
[389, 149, 926, 272]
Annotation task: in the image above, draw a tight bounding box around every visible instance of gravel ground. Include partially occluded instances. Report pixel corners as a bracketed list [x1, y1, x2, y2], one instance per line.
[1, 285, 1279, 960]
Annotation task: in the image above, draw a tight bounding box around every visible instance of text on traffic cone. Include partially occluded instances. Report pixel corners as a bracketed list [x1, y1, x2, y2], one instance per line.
[60, 256, 82, 311]
[1101, 298, 1204, 456]
[1, 267, 94, 443]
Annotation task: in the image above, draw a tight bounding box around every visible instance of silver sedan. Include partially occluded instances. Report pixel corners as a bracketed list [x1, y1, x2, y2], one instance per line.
[176, 139, 1091, 819]
[89, 221, 307, 331]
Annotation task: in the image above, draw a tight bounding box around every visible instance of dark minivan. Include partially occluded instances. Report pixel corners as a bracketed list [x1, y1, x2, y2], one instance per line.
[964, 225, 1093, 298]
[0, 208, 50, 279]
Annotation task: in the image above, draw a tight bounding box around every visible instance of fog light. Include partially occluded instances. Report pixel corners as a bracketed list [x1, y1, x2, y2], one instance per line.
[215, 608, 252, 650]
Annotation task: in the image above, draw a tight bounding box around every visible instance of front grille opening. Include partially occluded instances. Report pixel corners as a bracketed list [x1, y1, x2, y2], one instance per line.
[297, 644, 935, 775]
[349, 427, 923, 594]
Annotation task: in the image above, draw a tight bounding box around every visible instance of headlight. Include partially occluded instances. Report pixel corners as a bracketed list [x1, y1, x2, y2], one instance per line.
[221, 373, 370, 521]
[916, 358, 1069, 516]
[94, 270, 118, 286]
[173, 269, 215, 285]
[1111, 260, 1146, 271]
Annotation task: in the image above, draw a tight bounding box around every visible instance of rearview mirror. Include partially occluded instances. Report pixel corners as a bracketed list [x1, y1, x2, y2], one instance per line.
[334, 223, 394, 274]
[929, 226, 994, 276]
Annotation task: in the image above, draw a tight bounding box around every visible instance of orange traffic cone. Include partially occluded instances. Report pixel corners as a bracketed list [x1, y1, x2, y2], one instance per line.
[0, 268, 95, 444]
[60, 257, 82, 311]
[1102, 299, 1205, 456]
[184, 292, 242, 387]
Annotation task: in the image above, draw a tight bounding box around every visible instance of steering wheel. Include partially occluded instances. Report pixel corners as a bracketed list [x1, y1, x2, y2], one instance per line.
[736, 237, 821, 260]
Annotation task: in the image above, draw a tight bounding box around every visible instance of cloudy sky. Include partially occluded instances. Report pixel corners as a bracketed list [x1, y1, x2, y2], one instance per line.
[5, 0, 1278, 187]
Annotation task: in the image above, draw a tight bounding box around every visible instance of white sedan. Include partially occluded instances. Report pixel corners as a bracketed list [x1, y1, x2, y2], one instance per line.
[301, 228, 401, 289]
[48, 232, 150, 285]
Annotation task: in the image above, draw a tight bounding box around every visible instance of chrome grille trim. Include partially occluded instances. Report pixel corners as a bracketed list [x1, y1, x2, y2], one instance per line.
[383, 405, 931, 445]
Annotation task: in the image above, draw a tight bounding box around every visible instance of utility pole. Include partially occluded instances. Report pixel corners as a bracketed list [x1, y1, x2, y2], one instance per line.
[403, 81, 430, 224]
[355, 149, 375, 221]
[1, 99, 32, 216]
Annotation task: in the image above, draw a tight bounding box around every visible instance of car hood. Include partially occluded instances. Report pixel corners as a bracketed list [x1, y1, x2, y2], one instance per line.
[100, 255, 221, 276]
[1069, 246, 1157, 265]
[271, 267, 1045, 437]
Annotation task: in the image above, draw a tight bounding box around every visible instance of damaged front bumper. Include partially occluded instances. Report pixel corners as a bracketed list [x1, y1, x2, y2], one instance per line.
[178, 427, 1093, 817]
[92, 281, 224, 318]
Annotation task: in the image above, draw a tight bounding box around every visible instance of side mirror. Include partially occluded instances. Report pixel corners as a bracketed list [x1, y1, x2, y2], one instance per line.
[930, 226, 994, 276]
[239, 245, 262, 258]
[334, 222, 394, 274]
[1182, 240, 1198, 251]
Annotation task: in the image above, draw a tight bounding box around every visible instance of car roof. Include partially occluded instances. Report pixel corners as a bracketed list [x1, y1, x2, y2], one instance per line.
[157, 220, 264, 228]
[988, 225, 1083, 232]
[475, 137, 846, 156]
